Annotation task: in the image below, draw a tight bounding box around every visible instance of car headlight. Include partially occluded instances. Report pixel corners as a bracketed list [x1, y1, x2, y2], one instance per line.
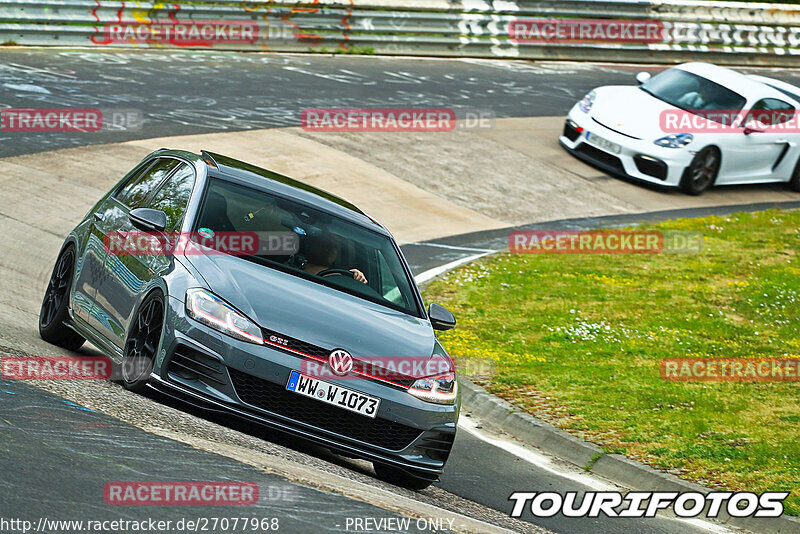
[186, 288, 263, 344]
[578, 91, 596, 113]
[654, 133, 693, 148]
[408, 370, 457, 404]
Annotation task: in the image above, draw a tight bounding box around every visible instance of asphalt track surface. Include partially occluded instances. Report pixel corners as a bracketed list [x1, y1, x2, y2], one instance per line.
[0, 49, 609, 156]
[1, 380, 432, 534]
[2, 48, 800, 158]
[3, 49, 796, 534]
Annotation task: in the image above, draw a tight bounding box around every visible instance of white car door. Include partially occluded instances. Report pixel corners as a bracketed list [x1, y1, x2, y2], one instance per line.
[717, 98, 795, 184]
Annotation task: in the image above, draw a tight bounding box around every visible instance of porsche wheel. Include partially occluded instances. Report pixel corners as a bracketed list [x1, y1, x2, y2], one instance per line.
[680, 147, 720, 195]
[789, 156, 800, 192]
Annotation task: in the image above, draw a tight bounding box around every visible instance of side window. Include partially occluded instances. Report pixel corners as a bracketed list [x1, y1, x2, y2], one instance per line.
[146, 163, 196, 230]
[377, 251, 407, 306]
[746, 98, 795, 126]
[116, 158, 181, 208]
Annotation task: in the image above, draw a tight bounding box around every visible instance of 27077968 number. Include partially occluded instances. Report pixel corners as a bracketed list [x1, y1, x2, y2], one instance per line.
[192, 517, 279, 531]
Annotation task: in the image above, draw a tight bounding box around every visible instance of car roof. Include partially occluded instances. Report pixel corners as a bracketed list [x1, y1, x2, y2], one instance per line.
[675, 62, 790, 102]
[156, 149, 390, 236]
[746, 74, 800, 106]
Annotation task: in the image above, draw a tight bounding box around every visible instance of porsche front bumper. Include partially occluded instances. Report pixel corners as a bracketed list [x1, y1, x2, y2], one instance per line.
[559, 105, 696, 187]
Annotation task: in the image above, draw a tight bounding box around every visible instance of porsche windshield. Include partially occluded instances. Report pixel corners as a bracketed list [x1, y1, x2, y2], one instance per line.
[641, 69, 746, 122]
[194, 178, 421, 317]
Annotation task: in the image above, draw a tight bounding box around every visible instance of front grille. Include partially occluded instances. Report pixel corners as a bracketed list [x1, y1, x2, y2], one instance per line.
[576, 143, 625, 173]
[563, 120, 581, 142]
[262, 328, 329, 359]
[261, 328, 416, 389]
[167, 345, 226, 387]
[634, 155, 668, 180]
[228, 367, 422, 451]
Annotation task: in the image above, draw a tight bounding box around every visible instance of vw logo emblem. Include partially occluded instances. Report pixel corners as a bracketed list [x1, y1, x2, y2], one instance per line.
[328, 349, 353, 376]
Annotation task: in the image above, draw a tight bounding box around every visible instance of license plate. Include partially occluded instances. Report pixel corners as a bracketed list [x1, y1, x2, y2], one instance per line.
[586, 131, 622, 154]
[286, 370, 380, 419]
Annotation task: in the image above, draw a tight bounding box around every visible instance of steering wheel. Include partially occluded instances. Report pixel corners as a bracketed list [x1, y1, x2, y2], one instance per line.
[317, 268, 355, 278]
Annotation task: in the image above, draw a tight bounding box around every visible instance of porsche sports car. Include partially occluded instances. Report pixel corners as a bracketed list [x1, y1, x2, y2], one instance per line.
[560, 62, 800, 194]
[38, 149, 459, 489]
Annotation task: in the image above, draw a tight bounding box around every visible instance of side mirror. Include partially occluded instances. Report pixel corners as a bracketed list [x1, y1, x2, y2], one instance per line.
[428, 303, 456, 331]
[129, 208, 167, 232]
[635, 72, 651, 85]
[743, 120, 765, 135]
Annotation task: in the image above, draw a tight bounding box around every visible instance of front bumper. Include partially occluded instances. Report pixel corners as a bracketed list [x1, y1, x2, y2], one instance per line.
[559, 106, 695, 187]
[150, 296, 458, 481]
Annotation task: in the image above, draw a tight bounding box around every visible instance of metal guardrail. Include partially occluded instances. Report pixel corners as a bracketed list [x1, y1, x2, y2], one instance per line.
[0, 0, 799, 65]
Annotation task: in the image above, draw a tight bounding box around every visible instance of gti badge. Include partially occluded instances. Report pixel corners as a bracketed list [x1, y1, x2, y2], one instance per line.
[328, 349, 353, 376]
[268, 335, 288, 346]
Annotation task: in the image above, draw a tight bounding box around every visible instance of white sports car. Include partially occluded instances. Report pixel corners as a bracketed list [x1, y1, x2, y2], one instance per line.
[560, 62, 800, 195]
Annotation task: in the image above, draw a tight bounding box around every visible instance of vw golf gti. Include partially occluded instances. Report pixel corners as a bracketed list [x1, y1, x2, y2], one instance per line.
[38, 149, 460, 489]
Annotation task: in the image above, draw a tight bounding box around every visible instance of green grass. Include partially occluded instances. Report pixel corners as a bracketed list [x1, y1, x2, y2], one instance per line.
[314, 45, 375, 55]
[424, 209, 800, 515]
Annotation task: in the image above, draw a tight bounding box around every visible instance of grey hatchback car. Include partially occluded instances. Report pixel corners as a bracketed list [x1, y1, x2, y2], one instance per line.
[39, 149, 460, 489]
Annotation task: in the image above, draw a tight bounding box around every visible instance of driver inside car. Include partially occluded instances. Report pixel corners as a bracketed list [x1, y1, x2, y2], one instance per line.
[300, 233, 368, 284]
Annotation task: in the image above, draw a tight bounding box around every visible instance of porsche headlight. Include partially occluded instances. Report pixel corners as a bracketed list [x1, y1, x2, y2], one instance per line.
[578, 91, 596, 113]
[654, 133, 694, 148]
[186, 288, 263, 344]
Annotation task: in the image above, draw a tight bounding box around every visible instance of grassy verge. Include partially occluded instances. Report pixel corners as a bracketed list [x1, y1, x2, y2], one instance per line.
[424, 209, 800, 515]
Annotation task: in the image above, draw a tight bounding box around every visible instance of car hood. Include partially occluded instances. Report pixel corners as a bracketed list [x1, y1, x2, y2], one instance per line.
[590, 86, 677, 141]
[185, 253, 436, 359]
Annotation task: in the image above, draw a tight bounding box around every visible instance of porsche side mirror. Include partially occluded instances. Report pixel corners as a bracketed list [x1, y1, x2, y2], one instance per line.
[129, 208, 167, 232]
[428, 303, 456, 331]
[743, 120, 765, 135]
[635, 72, 651, 85]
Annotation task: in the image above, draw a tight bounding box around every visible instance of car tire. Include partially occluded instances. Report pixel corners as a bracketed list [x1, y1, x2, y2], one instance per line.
[121, 291, 165, 393]
[373, 462, 435, 491]
[38, 245, 86, 351]
[789, 156, 800, 192]
[680, 147, 720, 195]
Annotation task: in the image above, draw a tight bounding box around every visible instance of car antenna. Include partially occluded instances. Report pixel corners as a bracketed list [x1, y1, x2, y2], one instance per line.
[201, 150, 218, 168]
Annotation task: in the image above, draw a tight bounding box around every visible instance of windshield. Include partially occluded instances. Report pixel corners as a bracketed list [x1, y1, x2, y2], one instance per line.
[641, 69, 746, 123]
[194, 178, 421, 317]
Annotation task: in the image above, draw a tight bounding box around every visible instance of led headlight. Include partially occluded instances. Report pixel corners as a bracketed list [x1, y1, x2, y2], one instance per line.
[408, 357, 457, 405]
[654, 133, 694, 148]
[186, 288, 263, 344]
[578, 91, 596, 113]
